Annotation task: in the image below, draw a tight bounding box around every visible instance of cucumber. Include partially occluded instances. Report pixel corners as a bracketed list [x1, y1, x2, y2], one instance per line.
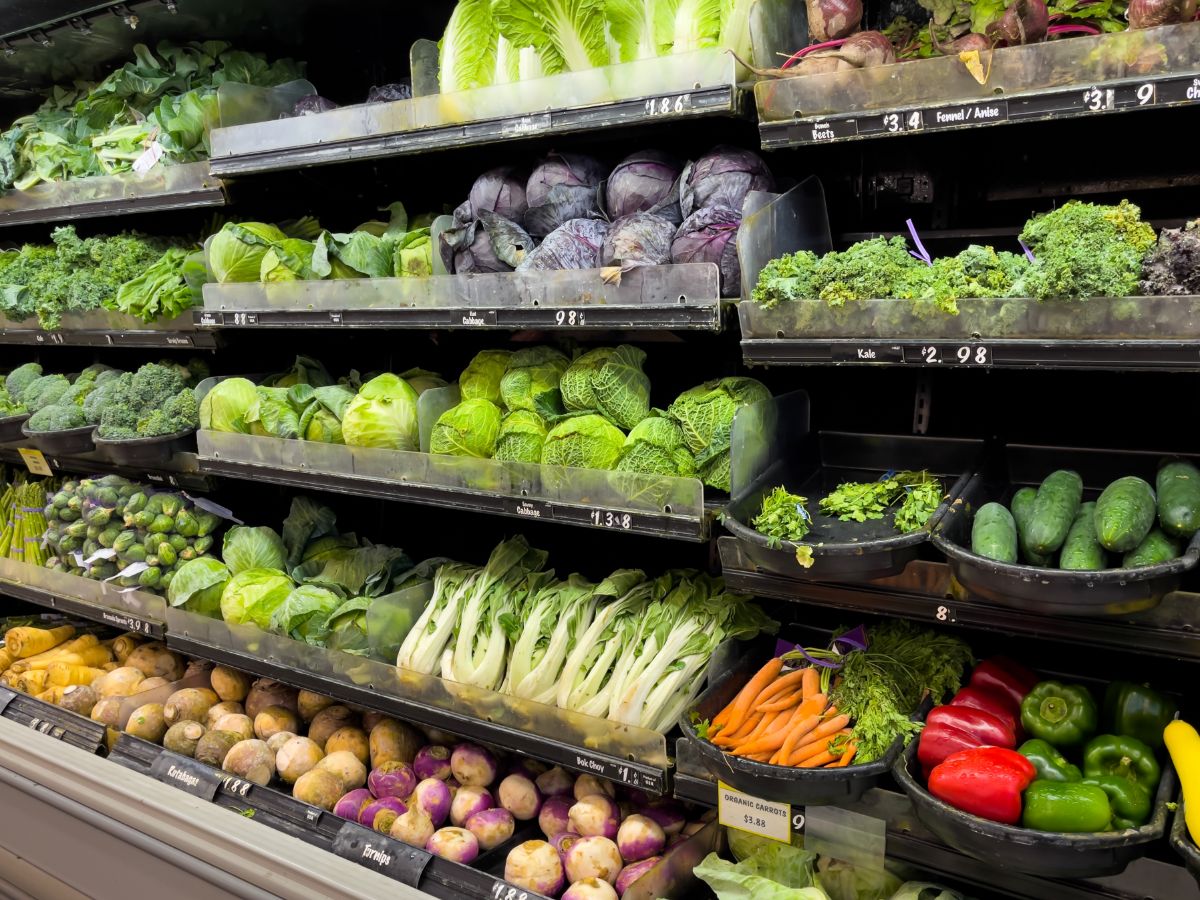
[1026, 470, 1083, 554]
[1094, 476, 1156, 552]
[1122, 527, 1181, 568]
[1059, 502, 1106, 570]
[971, 502, 1018, 563]
[1156, 461, 1200, 539]
[1010, 486, 1053, 567]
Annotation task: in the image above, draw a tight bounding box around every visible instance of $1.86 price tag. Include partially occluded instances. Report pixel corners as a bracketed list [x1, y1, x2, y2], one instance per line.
[717, 781, 793, 844]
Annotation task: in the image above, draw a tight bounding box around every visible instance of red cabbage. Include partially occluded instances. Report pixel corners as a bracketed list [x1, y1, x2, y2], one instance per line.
[289, 95, 337, 117]
[605, 150, 683, 223]
[467, 168, 529, 223]
[367, 83, 412, 103]
[670, 205, 742, 296]
[601, 213, 676, 268]
[680, 147, 775, 219]
[518, 218, 610, 272]
[440, 210, 534, 274]
[525, 153, 606, 237]
[525, 184, 600, 238]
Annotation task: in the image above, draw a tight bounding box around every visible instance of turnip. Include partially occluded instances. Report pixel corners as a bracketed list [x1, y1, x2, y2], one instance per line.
[361, 797, 407, 833]
[539, 795, 573, 838]
[316, 750, 367, 791]
[451, 743, 497, 787]
[637, 800, 686, 836]
[569, 794, 620, 838]
[498, 773, 543, 820]
[369, 761, 417, 800]
[616, 814, 665, 862]
[563, 878, 619, 900]
[411, 777, 453, 826]
[552, 831, 582, 863]
[450, 785, 494, 827]
[333, 788, 374, 821]
[427, 827, 479, 863]
[622, 788, 650, 807]
[507, 758, 547, 781]
[504, 840, 565, 896]
[536, 766, 574, 798]
[615, 857, 660, 896]
[276, 736, 324, 784]
[564, 835, 623, 885]
[573, 774, 615, 801]
[466, 807, 515, 850]
[413, 745, 452, 781]
[390, 803, 435, 848]
[445, 777, 461, 801]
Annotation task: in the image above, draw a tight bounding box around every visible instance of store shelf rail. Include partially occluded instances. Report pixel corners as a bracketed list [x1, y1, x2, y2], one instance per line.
[0, 558, 165, 638]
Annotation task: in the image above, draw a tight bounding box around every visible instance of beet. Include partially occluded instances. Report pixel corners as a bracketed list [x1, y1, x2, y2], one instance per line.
[806, 0, 863, 42]
[1128, 0, 1198, 27]
[986, 0, 1049, 45]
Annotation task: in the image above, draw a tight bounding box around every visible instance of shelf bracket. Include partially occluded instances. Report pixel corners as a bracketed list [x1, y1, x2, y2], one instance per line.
[913, 374, 932, 435]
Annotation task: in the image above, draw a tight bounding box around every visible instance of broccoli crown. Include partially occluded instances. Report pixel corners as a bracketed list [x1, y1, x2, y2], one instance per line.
[97, 365, 198, 439]
[27, 403, 87, 432]
[137, 387, 199, 437]
[59, 380, 96, 408]
[5, 362, 42, 398]
[20, 374, 71, 411]
[82, 379, 118, 425]
[132, 362, 187, 405]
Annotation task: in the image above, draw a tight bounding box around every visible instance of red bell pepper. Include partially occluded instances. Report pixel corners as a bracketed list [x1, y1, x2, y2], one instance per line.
[918, 720, 984, 775]
[950, 685, 1022, 738]
[927, 747, 1037, 825]
[927, 704, 1016, 749]
[968, 656, 1038, 710]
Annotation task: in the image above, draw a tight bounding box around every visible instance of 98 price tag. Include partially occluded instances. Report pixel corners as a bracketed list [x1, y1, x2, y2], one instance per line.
[717, 781, 792, 844]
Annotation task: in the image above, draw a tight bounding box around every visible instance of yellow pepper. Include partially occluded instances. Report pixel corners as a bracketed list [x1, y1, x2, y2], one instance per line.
[1164, 719, 1200, 844]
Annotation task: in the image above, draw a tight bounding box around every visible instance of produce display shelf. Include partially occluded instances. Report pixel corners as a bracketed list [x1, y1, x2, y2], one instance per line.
[197, 262, 725, 332]
[163, 608, 672, 796]
[0, 310, 217, 350]
[0, 161, 226, 227]
[0, 684, 106, 755]
[0, 559, 165, 639]
[0, 446, 212, 491]
[755, 23, 1200, 148]
[195, 431, 710, 543]
[717, 537, 1200, 662]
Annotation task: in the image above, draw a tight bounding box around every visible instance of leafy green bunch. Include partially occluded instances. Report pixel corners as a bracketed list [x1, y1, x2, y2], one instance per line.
[752, 486, 812, 545]
[819, 470, 944, 533]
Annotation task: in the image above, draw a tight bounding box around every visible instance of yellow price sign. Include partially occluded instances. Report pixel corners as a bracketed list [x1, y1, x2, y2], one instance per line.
[17, 447, 52, 477]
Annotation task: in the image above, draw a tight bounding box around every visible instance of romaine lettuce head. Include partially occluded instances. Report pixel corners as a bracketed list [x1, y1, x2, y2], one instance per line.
[460, 350, 513, 404]
[559, 344, 650, 430]
[222, 525, 288, 575]
[166, 557, 230, 618]
[616, 416, 696, 477]
[220, 568, 295, 630]
[494, 410, 546, 463]
[667, 376, 771, 492]
[499, 346, 569, 416]
[542, 414, 626, 470]
[341, 373, 420, 451]
[269, 583, 342, 644]
[430, 399, 501, 458]
[209, 222, 286, 283]
[200, 377, 257, 433]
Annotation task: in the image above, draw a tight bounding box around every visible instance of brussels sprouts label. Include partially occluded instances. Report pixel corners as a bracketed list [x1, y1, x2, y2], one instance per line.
[332, 821, 431, 886]
[97, 609, 160, 637]
[150, 751, 222, 801]
[717, 781, 792, 844]
[17, 448, 52, 477]
[490, 882, 531, 900]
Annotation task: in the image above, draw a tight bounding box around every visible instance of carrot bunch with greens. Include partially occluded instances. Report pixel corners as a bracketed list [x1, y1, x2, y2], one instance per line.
[704, 657, 858, 769]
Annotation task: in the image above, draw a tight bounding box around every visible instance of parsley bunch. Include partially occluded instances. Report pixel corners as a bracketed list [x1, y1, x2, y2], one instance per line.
[819, 470, 944, 533]
[751, 486, 811, 546]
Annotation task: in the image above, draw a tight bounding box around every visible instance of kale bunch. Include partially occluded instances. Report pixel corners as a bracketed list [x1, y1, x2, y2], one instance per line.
[97, 363, 199, 440]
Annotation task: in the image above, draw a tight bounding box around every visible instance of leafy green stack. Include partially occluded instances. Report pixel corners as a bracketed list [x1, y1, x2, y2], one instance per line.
[42, 476, 223, 593]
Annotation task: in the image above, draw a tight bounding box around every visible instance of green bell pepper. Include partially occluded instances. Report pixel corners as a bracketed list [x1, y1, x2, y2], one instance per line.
[1084, 775, 1152, 829]
[1103, 681, 1178, 750]
[1082, 734, 1160, 792]
[1021, 780, 1113, 833]
[1019, 738, 1082, 782]
[1020, 681, 1098, 748]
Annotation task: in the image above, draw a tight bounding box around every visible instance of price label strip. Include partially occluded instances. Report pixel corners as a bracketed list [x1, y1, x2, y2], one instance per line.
[904, 344, 992, 366]
[150, 751, 224, 801]
[332, 821, 431, 887]
[717, 781, 793, 844]
[490, 881, 534, 900]
[0, 685, 16, 716]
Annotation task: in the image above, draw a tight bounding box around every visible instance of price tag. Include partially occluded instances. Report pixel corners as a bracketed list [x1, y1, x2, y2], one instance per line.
[590, 509, 633, 530]
[34, 332, 64, 345]
[489, 881, 532, 900]
[28, 717, 66, 740]
[914, 345, 991, 366]
[150, 751, 222, 801]
[220, 774, 254, 798]
[132, 141, 165, 176]
[331, 821, 431, 886]
[17, 448, 52, 476]
[98, 610, 158, 636]
[553, 309, 587, 327]
[934, 604, 957, 624]
[0, 685, 15, 715]
[230, 312, 258, 326]
[643, 93, 691, 116]
[717, 781, 792, 844]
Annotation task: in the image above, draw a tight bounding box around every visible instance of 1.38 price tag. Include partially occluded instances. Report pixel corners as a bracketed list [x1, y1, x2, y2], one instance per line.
[717, 781, 792, 844]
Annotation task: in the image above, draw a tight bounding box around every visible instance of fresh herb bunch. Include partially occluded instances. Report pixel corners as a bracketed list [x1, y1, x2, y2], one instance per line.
[752, 486, 811, 546]
[819, 470, 943, 533]
[894, 474, 945, 533]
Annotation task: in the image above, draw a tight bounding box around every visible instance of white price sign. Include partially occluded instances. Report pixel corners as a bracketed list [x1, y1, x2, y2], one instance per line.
[717, 781, 792, 844]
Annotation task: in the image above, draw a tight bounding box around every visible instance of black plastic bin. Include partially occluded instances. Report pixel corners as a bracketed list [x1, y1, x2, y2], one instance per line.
[0, 413, 29, 443]
[724, 430, 984, 582]
[931, 444, 1200, 616]
[1172, 802, 1200, 887]
[93, 427, 196, 468]
[20, 422, 97, 456]
[892, 738, 1177, 879]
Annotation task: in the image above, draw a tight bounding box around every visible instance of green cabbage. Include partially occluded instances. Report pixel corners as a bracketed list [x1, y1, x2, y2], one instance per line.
[667, 376, 771, 491]
[494, 410, 547, 463]
[325, 230, 393, 278]
[303, 385, 355, 443]
[199, 377, 257, 433]
[500, 346, 569, 416]
[542, 413, 625, 470]
[209, 222, 286, 283]
[460, 350, 512, 404]
[325, 596, 372, 655]
[342, 373, 420, 451]
[222, 525, 287, 575]
[246, 386, 304, 439]
[219, 568, 295, 630]
[260, 238, 326, 282]
[394, 229, 433, 278]
[166, 557, 230, 618]
[616, 416, 695, 476]
[269, 584, 342, 644]
[430, 399, 502, 458]
[560, 344, 651, 430]
[401, 368, 448, 397]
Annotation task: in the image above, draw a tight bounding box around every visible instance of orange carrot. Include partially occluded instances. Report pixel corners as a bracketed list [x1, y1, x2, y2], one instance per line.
[713, 713, 761, 747]
[788, 720, 852, 765]
[800, 667, 819, 700]
[791, 731, 851, 766]
[800, 751, 839, 768]
[722, 658, 782, 735]
[714, 670, 772, 728]
[790, 712, 849, 752]
[777, 704, 830, 763]
[751, 669, 806, 705]
[757, 690, 803, 713]
[828, 741, 858, 768]
[732, 707, 807, 756]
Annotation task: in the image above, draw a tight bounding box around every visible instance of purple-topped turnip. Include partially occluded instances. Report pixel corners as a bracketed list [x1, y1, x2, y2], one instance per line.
[410, 777, 453, 826]
[638, 800, 686, 836]
[505, 840, 566, 896]
[536, 766, 574, 798]
[445, 777, 461, 801]
[570, 794, 620, 838]
[450, 785, 493, 827]
[573, 774, 616, 801]
[368, 761, 417, 800]
[360, 797, 407, 830]
[507, 758, 548, 781]
[333, 788, 374, 822]
[413, 745, 452, 781]
[552, 831, 582, 863]
[564, 835, 623, 885]
[615, 857, 660, 896]
[539, 795, 573, 838]
[563, 878, 619, 900]
[390, 803, 436, 848]
[616, 814, 665, 862]
[427, 827, 479, 863]
[498, 773, 543, 821]
[451, 743, 498, 787]
[466, 807, 516, 850]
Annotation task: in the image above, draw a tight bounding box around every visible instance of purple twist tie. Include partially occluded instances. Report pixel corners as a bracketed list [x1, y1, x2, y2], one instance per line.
[906, 219, 933, 266]
[1019, 239, 1037, 263]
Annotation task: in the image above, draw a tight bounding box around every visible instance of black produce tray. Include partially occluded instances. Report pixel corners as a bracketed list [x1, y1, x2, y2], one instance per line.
[892, 738, 1177, 879]
[20, 422, 96, 456]
[0, 414, 29, 443]
[1172, 802, 1200, 887]
[678, 650, 905, 805]
[931, 445, 1200, 616]
[93, 428, 197, 468]
[724, 430, 984, 582]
